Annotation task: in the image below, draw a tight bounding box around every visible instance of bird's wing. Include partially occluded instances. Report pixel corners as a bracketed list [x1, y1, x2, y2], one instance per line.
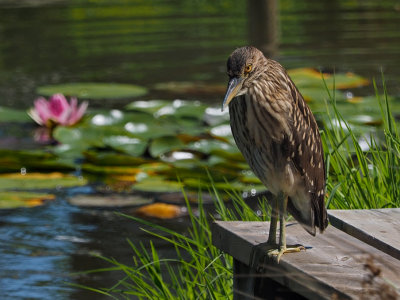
[284, 78, 328, 233]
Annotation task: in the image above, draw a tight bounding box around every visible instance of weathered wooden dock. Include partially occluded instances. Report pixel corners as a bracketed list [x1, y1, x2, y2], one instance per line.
[212, 208, 400, 300]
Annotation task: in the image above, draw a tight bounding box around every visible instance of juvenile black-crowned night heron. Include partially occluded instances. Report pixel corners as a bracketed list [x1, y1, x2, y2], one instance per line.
[222, 46, 328, 262]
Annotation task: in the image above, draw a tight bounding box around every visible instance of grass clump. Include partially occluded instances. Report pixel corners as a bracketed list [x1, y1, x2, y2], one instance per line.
[323, 78, 400, 209]
[75, 187, 269, 299]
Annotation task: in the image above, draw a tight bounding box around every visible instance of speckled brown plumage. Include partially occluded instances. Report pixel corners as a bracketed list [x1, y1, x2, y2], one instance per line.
[222, 46, 328, 254]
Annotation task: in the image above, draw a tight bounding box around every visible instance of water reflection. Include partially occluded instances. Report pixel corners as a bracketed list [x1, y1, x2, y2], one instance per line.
[1, 0, 399, 110]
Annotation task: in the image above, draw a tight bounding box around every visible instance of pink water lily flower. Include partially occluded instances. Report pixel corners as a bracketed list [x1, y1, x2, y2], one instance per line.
[29, 94, 88, 127]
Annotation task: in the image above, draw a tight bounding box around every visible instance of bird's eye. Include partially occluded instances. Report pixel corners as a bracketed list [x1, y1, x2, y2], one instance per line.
[244, 64, 252, 74]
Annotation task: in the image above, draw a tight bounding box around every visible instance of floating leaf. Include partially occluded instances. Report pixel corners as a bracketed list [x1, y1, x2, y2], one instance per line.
[204, 106, 230, 126]
[103, 136, 147, 156]
[0, 172, 87, 190]
[149, 136, 185, 157]
[0, 149, 75, 172]
[68, 194, 152, 208]
[288, 68, 369, 90]
[297, 87, 345, 103]
[137, 162, 173, 175]
[125, 100, 169, 114]
[183, 178, 248, 191]
[82, 164, 142, 175]
[135, 203, 185, 219]
[124, 121, 174, 139]
[0, 107, 31, 123]
[0, 191, 55, 209]
[347, 115, 382, 126]
[152, 99, 207, 120]
[84, 151, 149, 166]
[133, 177, 183, 193]
[37, 83, 148, 99]
[325, 72, 370, 89]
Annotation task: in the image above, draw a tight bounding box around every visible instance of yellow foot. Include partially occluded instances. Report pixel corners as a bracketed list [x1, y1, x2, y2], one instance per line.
[267, 245, 306, 263]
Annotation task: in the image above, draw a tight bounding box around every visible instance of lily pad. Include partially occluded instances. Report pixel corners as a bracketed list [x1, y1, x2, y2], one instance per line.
[0, 149, 75, 172]
[37, 83, 148, 99]
[133, 177, 183, 193]
[135, 203, 186, 219]
[82, 164, 142, 175]
[149, 136, 185, 157]
[0, 191, 55, 209]
[153, 99, 207, 120]
[0, 172, 87, 190]
[103, 136, 147, 156]
[203, 106, 230, 126]
[297, 87, 345, 103]
[288, 68, 369, 90]
[68, 194, 152, 208]
[125, 100, 169, 114]
[0, 106, 31, 123]
[84, 151, 149, 166]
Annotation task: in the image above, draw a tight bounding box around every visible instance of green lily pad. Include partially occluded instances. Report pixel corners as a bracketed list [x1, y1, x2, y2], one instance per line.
[187, 139, 235, 155]
[0, 149, 75, 173]
[68, 194, 152, 208]
[203, 106, 230, 126]
[138, 162, 173, 174]
[297, 87, 345, 103]
[153, 99, 207, 120]
[133, 176, 183, 193]
[324, 73, 370, 89]
[89, 110, 153, 127]
[0, 191, 55, 209]
[37, 83, 148, 99]
[288, 68, 369, 90]
[103, 135, 147, 156]
[125, 100, 169, 114]
[0, 107, 31, 123]
[0, 172, 87, 190]
[84, 151, 149, 166]
[149, 136, 185, 157]
[82, 164, 142, 175]
[124, 121, 174, 139]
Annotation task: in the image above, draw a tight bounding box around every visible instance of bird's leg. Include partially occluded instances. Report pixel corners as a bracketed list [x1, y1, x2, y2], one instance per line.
[268, 193, 305, 262]
[266, 195, 278, 245]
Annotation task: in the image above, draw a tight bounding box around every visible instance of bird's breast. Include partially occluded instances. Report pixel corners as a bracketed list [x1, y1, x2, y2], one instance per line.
[229, 94, 296, 194]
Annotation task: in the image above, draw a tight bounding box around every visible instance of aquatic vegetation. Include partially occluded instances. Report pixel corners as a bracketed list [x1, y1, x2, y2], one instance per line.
[28, 93, 88, 127]
[1, 70, 399, 211]
[37, 82, 148, 99]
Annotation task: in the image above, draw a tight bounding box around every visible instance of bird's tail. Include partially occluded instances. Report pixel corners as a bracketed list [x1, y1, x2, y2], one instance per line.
[287, 196, 328, 236]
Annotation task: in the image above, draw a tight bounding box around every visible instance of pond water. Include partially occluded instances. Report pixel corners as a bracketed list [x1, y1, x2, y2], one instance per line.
[1, 0, 400, 299]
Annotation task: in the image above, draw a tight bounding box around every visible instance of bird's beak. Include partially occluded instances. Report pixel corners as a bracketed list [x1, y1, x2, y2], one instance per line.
[222, 77, 243, 111]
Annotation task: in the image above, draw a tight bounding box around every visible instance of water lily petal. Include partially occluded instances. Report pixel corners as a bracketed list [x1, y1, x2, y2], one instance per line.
[29, 94, 88, 128]
[33, 97, 52, 125]
[48, 94, 70, 118]
[27, 107, 44, 125]
[67, 100, 88, 125]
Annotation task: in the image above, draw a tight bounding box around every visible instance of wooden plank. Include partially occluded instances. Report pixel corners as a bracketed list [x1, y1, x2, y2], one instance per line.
[328, 208, 400, 260]
[212, 221, 400, 300]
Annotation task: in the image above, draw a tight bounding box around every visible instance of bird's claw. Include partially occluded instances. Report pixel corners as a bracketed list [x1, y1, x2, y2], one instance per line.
[267, 245, 306, 263]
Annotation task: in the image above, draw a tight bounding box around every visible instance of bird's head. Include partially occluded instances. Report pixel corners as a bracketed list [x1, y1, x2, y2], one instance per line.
[222, 46, 265, 111]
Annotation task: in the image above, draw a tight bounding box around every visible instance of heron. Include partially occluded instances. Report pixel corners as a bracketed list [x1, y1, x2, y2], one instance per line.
[222, 46, 328, 262]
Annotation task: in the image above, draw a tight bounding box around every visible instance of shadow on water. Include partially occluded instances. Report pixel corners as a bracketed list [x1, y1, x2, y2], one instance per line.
[1, 0, 400, 298]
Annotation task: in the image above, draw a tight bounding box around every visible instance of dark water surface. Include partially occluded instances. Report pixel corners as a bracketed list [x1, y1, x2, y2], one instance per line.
[1, 0, 400, 299]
